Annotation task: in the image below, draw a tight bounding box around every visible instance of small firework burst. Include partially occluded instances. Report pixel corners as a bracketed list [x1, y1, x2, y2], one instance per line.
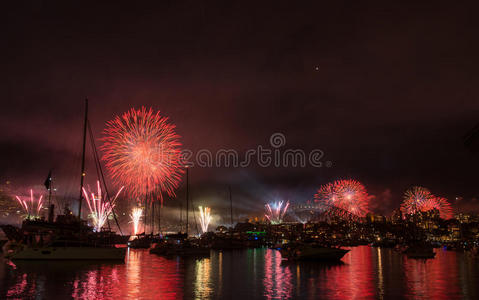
[82, 181, 124, 232]
[198, 206, 212, 234]
[15, 189, 44, 219]
[401, 186, 434, 214]
[129, 207, 143, 235]
[101, 107, 183, 203]
[315, 179, 369, 217]
[265, 201, 290, 224]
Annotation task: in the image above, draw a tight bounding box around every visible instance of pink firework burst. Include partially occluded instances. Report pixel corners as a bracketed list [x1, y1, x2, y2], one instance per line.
[314, 179, 370, 217]
[101, 107, 184, 203]
[265, 201, 290, 224]
[15, 189, 44, 219]
[82, 181, 124, 232]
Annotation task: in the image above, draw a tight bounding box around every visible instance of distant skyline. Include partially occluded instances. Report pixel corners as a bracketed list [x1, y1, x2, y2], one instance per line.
[1, 1, 479, 216]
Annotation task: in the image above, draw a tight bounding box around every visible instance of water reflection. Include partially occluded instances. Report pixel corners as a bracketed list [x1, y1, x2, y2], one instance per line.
[194, 258, 212, 299]
[403, 248, 461, 299]
[122, 249, 184, 299]
[377, 247, 384, 298]
[263, 249, 292, 299]
[1, 246, 479, 299]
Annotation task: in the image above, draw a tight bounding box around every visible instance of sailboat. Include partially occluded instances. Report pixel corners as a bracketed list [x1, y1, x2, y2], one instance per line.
[150, 167, 210, 257]
[1, 99, 127, 260]
[211, 186, 245, 250]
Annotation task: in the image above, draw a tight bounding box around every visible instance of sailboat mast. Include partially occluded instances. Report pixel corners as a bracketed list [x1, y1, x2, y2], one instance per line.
[229, 186, 233, 227]
[78, 98, 88, 218]
[152, 198, 155, 235]
[157, 198, 162, 236]
[47, 172, 52, 207]
[186, 167, 189, 237]
[179, 202, 182, 233]
[144, 183, 149, 234]
[48, 173, 54, 223]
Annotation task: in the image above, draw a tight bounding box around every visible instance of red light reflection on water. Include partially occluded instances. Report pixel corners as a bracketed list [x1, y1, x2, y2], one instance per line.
[120, 248, 184, 299]
[263, 249, 293, 299]
[70, 249, 184, 299]
[2, 246, 476, 299]
[6, 273, 29, 297]
[315, 246, 374, 299]
[404, 248, 460, 299]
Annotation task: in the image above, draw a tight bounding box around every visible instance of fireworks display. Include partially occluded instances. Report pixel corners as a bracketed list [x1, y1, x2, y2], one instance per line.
[101, 107, 183, 203]
[198, 206, 212, 234]
[265, 201, 290, 224]
[429, 197, 454, 220]
[314, 179, 370, 217]
[401, 186, 453, 219]
[82, 181, 124, 232]
[15, 189, 43, 219]
[129, 207, 143, 235]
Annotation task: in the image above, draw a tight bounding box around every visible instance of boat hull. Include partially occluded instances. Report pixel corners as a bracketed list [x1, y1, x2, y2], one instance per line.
[404, 245, 436, 259]
[5, 245, 126, 260]
[280, 246, 349, 261]
[151, 245, 210, 257]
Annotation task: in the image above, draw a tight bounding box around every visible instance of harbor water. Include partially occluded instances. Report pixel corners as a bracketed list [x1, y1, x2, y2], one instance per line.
[1, 246, 478, 299]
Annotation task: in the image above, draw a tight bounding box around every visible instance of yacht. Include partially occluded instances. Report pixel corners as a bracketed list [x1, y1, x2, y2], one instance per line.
[280, 242, 349, 261]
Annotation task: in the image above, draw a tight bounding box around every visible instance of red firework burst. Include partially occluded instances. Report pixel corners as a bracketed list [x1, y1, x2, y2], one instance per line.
[427, 197, 454, 220]
[401, 187, 453, 219]
[101, 107, 183, 202]
[314, 179, 370, 217]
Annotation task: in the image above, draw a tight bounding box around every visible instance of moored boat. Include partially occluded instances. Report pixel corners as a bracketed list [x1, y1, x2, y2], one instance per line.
[128, 234, 153, 249]
[150, 234, 210, 257]
[404, 243, 436, 259]
[1, 219, 126, 261]
[280, 242, 349, 261]
[4, 241, 126, 260]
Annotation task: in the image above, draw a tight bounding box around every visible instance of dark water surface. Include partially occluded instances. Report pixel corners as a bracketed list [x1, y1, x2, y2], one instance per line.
[1, 246, 478, 299]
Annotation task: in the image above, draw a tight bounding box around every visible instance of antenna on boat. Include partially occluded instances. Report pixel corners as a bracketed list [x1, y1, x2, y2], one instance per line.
[78, 98, 88, 218]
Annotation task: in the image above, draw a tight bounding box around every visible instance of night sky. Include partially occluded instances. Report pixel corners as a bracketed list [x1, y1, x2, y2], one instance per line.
[2, 1, 479, 219]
